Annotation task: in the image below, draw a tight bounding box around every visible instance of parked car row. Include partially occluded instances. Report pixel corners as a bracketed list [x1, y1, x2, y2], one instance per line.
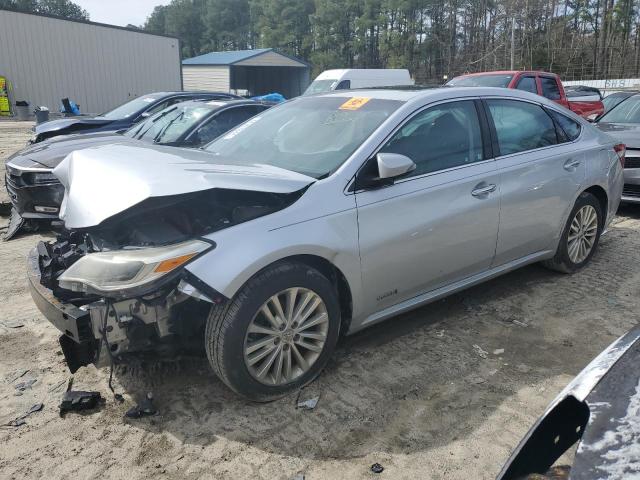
[7, 84, 621, 404]
[6, 99, 271, 223]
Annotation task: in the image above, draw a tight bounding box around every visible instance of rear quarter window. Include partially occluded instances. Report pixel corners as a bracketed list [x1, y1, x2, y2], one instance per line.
[548, 110, 582, 141]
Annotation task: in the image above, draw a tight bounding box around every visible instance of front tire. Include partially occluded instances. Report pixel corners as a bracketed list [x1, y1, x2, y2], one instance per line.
[205, 262, 341, 402]
[543, 192, 603, 274]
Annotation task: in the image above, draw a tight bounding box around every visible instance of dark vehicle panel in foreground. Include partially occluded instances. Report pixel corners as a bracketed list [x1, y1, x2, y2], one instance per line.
[498, 325, 640, 480]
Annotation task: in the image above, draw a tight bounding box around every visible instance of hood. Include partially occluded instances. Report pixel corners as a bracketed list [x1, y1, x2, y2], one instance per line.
[54, 143, 315, 229]
[34, 117, 115, 137]
[595, 122, 640, 149]
[6, 132, 128, 170]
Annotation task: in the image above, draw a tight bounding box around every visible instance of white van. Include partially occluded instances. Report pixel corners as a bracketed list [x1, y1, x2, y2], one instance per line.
[303, 69, 414, 95]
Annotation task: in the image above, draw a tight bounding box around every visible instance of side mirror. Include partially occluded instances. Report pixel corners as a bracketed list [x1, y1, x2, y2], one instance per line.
[355, 153, 416, 190]
[135, 112, 152, 123]
[587, 113, 598, 122]
[376, 153, 416, 179]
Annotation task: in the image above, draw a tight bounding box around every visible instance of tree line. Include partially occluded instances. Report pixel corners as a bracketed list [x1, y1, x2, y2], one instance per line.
[2, 0, 639, 82]
[143, 0, 640, 83]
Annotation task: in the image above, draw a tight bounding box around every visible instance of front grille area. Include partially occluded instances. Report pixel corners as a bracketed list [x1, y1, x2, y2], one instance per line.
[625, 157, 640, 169]
[623, 184, 640, 197]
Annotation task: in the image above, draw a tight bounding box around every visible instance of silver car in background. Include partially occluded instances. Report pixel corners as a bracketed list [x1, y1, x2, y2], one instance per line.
[29, 87, 624, 401]
[595, 92, 640, 202]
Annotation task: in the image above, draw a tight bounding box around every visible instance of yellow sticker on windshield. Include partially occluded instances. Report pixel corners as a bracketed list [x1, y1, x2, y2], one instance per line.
[339, 97, 371, 110]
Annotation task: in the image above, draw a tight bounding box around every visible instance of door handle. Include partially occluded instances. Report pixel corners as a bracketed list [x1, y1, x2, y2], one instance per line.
[471, 183, 497, 197]
[564, 158, 581, 170]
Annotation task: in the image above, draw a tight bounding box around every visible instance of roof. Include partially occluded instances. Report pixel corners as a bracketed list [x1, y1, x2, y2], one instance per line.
[182, 48, 310, 67]
[0, 7, 179, 40]
[454, 70, 557, 77]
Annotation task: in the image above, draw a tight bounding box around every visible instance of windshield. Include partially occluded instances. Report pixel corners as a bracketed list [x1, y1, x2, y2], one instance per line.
[303, 79, 338, 96]
[599, 95, 640, 123]
[447, 74, 513, 88]
[204, 96, 404, 178]
[97, 94, 164, 120]
[602, 93, 634, 114]
[124, 103, 212, 144]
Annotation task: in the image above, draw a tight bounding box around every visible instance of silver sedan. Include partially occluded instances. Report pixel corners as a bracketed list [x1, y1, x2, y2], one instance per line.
[29, 87, 624, 401]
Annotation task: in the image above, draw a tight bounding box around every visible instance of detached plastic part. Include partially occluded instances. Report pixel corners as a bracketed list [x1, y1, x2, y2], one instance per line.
[59, 377, 105, 416]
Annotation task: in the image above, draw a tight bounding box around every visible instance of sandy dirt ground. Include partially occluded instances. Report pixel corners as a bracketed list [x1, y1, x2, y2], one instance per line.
[0, 120, 638, 479]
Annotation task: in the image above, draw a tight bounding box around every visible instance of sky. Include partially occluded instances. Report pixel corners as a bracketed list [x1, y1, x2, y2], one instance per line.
[75, 0, 171, 27]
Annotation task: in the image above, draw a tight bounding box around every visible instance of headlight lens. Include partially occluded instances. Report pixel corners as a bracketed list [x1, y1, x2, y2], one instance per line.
[57, 239, 211, 294]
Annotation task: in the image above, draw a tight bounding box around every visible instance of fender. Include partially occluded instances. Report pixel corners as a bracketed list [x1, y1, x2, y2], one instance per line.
[185, 181, 367, 321]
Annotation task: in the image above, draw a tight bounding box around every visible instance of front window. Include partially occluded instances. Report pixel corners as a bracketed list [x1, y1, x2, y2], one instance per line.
[204, 96, 404, 178]
[303, 79, 338, 95]
[124, 104, 212, 144]
[598, 95, 640, 123]
[447, 74, 513, 88]
[601, 94, 637, 116]
[379, 100, 484, 177]
[97, 94, 164, 120]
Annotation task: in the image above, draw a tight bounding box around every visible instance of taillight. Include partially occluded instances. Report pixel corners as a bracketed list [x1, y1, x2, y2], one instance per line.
[614, 143, 626, 168]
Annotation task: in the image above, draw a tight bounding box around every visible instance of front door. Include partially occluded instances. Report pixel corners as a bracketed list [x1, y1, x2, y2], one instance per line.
[355, 99, 501, 314]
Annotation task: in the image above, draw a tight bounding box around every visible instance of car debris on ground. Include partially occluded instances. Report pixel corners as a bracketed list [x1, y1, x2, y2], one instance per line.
[5, 403, 44, 427]
[297, 395, 320, 410]
[59, 378, 104, 416]
[125, 392, 157, 419]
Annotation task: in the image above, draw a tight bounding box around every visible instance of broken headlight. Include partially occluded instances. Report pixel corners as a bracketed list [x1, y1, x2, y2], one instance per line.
[57, 239, 211, 295]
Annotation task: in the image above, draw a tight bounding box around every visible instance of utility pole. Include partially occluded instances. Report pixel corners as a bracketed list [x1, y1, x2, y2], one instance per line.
[510, 17, 515, 70]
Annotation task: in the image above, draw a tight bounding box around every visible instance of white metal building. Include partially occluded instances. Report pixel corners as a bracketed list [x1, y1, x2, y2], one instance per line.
[0, 9, 182, 114]
[182, 49, 311, 98]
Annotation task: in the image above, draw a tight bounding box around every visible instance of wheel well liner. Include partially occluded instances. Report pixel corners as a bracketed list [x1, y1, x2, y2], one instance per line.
[583, 185, 608, 221]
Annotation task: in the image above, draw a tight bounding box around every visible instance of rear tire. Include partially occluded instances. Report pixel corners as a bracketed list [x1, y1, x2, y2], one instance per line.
[543, 192, 603, 274]
[205, 262, 341, 402]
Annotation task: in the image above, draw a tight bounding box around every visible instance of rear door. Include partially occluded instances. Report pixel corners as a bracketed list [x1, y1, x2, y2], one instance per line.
[485, 98, 586, 266]
[355, 99, 501, 312]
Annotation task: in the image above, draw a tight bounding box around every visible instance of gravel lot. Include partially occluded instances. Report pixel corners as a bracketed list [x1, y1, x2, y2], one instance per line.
[0, 119, 638, 479]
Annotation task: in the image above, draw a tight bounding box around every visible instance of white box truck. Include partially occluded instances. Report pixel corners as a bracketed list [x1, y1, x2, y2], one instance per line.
[303, 69, 414, 95]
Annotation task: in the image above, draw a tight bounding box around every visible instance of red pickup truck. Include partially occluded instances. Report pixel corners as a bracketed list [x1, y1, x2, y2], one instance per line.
[447, 71, 604, 120]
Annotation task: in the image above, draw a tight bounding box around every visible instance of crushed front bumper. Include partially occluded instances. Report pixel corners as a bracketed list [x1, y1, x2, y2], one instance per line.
[27, 248, 99, 371]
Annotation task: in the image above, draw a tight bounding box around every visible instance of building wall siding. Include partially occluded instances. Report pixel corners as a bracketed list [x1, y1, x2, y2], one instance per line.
[182, 66, 230, 92]
[0, 10, 182, 114]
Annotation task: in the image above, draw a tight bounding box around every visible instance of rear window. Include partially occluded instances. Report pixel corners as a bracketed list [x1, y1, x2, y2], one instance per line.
[447, 74, 513, 88]
[598, 95, 640, 123]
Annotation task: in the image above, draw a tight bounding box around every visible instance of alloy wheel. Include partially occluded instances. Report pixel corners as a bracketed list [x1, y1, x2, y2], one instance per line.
[243, 287, 329, 386]
[567, 205, 598, 264]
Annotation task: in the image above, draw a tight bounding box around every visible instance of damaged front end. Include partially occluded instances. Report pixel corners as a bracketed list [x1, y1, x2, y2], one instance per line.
[28, 187, 300, 373]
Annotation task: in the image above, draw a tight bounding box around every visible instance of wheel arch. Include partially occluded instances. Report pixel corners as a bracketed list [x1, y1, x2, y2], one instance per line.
[242, 254, 354, 336]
